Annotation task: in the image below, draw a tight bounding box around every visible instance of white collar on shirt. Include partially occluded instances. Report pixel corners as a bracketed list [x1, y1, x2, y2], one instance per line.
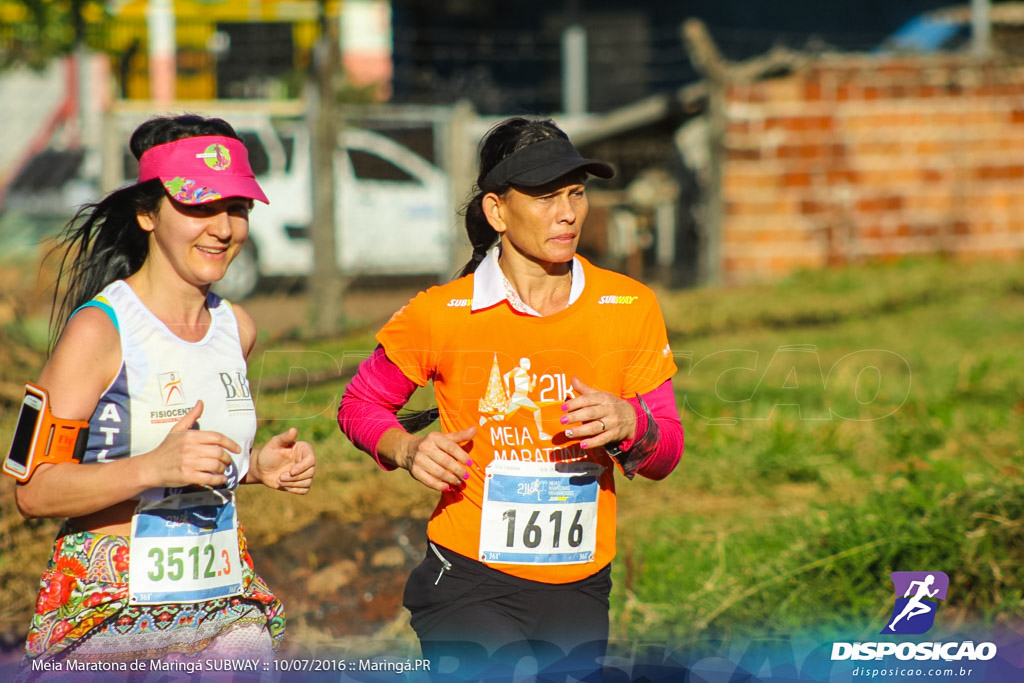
[471, 244, 586, 316]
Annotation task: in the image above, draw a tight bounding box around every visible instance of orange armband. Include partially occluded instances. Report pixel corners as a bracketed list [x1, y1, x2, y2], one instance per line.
[3, 383, 90, 483]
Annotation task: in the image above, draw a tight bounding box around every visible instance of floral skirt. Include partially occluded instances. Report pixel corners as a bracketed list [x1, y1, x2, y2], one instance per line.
[21, 523, 285, 666]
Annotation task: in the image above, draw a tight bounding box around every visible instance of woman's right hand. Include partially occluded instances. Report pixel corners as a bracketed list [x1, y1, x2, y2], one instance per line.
[144, 401, 240, 489]
[396, 426, 476, 491]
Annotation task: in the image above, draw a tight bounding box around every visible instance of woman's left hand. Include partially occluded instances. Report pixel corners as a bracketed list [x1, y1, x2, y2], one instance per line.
[248, 428, 316, 494]
[560, 377, 636, 449]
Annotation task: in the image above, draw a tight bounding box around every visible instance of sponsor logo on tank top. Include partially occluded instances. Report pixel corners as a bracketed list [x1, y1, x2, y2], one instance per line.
[158, 371, 186, 406]
[219, 371, 255, 414]
[151, 370, 191, 423]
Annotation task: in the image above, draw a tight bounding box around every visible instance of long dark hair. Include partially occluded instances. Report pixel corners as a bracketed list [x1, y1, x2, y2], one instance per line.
[397, 117, 569, 432]
[48, 114, 241, 349]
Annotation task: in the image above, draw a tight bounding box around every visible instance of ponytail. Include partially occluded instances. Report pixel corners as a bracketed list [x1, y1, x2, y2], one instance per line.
[47, 181, 163, 349]
[455, 192, 500, 277]
[397, 407, 441, 432]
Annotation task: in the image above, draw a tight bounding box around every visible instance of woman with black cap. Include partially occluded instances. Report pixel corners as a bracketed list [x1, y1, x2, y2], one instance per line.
[339, 117, 684, 676]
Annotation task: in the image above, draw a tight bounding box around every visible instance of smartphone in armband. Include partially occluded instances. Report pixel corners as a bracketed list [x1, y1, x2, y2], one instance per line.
[3, 383, 90, 483]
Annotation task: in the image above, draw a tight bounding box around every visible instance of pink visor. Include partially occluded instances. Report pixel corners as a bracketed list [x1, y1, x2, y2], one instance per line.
[138, 135, 269, 205]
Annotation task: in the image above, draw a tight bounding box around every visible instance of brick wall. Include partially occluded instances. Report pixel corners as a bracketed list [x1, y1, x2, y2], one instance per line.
[720, 55, 1024, 283]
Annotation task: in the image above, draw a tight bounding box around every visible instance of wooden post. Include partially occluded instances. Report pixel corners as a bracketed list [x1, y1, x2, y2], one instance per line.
[682, 19, 727, 287]
[446, 99, 477, 277]
[308, 4, 345, 336]
[971, 0, 992, 57]
[562, 24, 588, 117]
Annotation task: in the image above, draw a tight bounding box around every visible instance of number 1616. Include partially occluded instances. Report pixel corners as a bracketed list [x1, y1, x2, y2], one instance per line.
[502, 509, 584, 549]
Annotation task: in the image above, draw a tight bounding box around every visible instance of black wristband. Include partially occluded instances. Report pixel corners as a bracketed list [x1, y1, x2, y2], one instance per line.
[605, 394, 660, 480]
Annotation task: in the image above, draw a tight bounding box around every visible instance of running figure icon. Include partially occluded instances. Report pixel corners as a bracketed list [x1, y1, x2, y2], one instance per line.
[479, 357, 551, 440]
[888, 574, 939, 631]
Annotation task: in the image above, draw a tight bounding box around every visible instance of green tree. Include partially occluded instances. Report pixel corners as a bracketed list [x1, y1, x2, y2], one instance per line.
[0, 0, 109, 71]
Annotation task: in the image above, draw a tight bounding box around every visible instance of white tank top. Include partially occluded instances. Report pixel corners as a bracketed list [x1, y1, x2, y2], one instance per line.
[79, 280, 257, 500]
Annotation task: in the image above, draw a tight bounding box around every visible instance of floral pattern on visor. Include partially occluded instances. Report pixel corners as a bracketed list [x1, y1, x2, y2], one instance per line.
[164, 177, 222, 204]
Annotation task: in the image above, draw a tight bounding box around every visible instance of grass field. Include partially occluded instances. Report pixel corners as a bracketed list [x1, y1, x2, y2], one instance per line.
[1, 255, 1021, 652]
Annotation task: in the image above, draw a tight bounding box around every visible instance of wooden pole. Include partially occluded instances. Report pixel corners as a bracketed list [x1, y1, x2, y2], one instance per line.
[308, 3, 345, 335]
[682, 19, 727, 287]
[971, 0, 992, 57]
[446, 99, 477, 277]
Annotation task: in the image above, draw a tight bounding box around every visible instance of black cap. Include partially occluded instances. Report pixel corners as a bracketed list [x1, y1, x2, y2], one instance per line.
[480, 138, 614, 191]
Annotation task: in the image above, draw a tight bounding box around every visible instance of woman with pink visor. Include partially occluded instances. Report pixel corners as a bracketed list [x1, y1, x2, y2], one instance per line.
[10, 114, 316, 670]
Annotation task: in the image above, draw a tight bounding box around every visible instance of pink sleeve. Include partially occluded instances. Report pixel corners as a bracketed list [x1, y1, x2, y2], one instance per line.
[338, 345, 418, 470]
[615, 379, 683, 481]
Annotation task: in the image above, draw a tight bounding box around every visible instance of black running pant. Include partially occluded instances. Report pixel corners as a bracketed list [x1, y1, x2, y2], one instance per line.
[403, 543, 611, 682]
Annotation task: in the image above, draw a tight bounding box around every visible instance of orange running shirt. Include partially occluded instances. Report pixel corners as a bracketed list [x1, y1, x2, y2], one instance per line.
[376, 256, 677, 583]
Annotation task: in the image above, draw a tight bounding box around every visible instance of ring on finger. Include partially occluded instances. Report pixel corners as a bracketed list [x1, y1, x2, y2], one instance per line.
[598, 419, 606, 432]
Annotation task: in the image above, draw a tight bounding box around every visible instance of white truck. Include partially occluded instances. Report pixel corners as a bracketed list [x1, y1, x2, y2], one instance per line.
[218, 116, 452, 299]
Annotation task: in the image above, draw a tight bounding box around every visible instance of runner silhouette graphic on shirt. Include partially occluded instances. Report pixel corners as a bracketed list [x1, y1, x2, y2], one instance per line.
[887, 574, 939, 631]
[479, 357, 550, 440]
